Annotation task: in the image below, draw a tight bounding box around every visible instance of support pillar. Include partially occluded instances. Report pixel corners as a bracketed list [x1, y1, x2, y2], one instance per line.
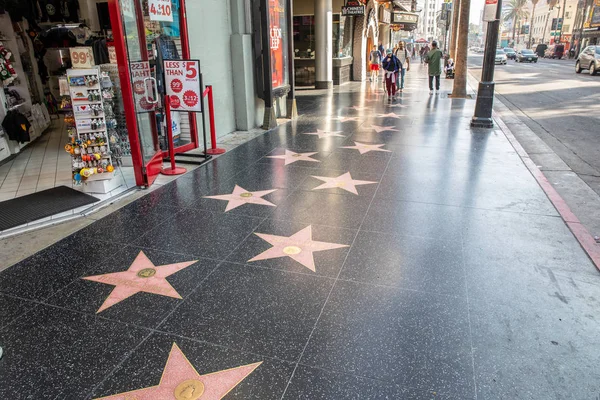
[315, 0, 333, 89]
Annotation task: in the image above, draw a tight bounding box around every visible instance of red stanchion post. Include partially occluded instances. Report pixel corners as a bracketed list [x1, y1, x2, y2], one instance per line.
[204, 85, 226, 155]
[161, 95, 187, 176]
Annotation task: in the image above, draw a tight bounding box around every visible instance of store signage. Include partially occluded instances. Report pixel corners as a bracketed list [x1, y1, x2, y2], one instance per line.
[483, 0, 499, 22]
[70, 47, 94, 69]
[149, 0, 174, 22]
[392, 12, 418, 24]
[269, 0, 289, 90]
[164, 60, 202, 112]
[130, 61, 156, 112]
[342, 0, 365, 16]
[380, 8, 391, 24]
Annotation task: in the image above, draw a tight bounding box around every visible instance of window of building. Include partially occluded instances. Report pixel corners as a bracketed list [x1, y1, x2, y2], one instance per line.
[562, 24, 570, 32]
[293, 16, 315, 59]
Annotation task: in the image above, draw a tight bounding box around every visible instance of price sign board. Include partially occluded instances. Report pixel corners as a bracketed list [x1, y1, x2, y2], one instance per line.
[130, 61, 156, 112]
[70, 47, 94, 69]
[149, 0, 174, 22]
[164, 60, 202, 113]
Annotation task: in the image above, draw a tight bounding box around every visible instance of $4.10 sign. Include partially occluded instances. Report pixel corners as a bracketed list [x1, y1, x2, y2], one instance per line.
[70, 47, 94, 69]
[149, 0, 174, 22]
[164, 60, 202, 112]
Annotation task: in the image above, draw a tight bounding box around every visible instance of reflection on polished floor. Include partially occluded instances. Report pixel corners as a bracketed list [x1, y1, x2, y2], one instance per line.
[1, 69, 600, 399]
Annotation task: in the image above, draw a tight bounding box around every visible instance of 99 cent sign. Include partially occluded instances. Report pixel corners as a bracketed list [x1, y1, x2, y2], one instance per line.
[164, 60, 202, 112]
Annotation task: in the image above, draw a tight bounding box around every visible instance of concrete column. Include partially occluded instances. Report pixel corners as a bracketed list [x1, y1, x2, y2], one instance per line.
[315, 0, 333, 89]
[230, 0, 255, 130]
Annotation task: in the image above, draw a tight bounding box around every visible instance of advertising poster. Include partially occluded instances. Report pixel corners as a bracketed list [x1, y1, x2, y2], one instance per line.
[269, 0, 289, 90]
[130, 61, 156, 112]
[149, 0, 174, 22]
[164, 60, 202, 112]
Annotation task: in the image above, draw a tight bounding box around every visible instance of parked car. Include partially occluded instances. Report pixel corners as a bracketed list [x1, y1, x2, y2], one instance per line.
[504, 47, 517, 60]
[495, 49, 508, 65]
[534, 43, 548, 58]
[516, 49, 539, 63]
[575, 45, 600, 75]
[545, 44, 565, 59]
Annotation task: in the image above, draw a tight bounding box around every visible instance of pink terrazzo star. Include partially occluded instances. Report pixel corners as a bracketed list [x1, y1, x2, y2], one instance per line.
[302, 129, 345, 139]
[267, 150, 320, 165]
[204, 185, 277, 212]
[386, 103, 407, 108]
[248, 225, 348, 272]
[341, 141, 391, 155]
[370, 125, 400, 133]
[348, 106, 370, 111]
[311, 172, 377, 195]
[94, 343, 261, 400]
[332, 116, 360, 122]
[83, 251, 197, 313]
[376, 112, 402, 119]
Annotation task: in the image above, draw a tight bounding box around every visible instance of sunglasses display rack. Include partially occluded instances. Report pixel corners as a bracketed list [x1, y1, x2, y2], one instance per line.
[65, 67, 123, 194]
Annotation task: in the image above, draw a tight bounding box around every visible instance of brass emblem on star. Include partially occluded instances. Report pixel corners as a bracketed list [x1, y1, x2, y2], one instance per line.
[283, 246, 302, 255]
[137, 268, 157, 278]
[292, 153, 302, 157]
[240, 192, 253, 198]
[174, 379, 205, 400]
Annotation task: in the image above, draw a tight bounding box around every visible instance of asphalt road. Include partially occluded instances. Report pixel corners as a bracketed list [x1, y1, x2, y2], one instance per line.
[468, 54, 600, 197]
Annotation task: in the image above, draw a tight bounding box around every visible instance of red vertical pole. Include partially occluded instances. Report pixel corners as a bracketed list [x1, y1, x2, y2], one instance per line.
[179, 0, 200, 150]
[161, 95, 187, 175]
[205, 85, 226, 155]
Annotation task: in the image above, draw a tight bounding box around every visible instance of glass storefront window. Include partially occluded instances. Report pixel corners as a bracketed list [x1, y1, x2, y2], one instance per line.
[293, 16, 315, 59]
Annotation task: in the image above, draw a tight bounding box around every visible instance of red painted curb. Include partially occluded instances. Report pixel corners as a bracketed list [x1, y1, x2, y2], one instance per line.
[494, 112, 600, 272]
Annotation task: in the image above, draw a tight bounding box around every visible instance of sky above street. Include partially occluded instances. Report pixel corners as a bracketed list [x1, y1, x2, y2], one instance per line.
[471, 0, 485, 24]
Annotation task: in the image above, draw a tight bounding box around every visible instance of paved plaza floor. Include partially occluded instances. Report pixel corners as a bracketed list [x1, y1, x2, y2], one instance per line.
[1, 71, 599, 399]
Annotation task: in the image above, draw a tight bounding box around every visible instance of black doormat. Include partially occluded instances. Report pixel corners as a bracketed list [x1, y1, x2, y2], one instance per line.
[0, 186, 99, 231]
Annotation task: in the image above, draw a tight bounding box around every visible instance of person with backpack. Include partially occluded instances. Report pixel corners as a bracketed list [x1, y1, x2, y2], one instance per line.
[424, 41, 443, 95]
[394, 41, 410, 93]
[381, 49, 401, 99]
[369, 45, 382, 82]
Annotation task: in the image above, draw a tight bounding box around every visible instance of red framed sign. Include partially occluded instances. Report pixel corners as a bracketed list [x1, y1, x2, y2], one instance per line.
[164, 60, 202, 112]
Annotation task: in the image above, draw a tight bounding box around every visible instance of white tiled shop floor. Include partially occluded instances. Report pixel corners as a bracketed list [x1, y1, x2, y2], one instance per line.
[0, 119, 136, 203]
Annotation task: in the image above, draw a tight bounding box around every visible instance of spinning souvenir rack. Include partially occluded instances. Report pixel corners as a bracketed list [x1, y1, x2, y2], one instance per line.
[65, 68, 123, 194]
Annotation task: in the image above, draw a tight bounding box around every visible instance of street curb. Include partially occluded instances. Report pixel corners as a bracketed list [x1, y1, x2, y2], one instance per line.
[493, 110, 600, 272]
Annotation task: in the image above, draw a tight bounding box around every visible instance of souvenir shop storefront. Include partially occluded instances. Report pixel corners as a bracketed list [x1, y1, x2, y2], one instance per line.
[0, 0, 197, 220]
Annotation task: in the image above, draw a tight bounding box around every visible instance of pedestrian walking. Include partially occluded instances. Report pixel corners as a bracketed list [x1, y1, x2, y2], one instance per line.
[424, 41, 443, 95]
[394, 41, 410, 92]
[412, 46, 416, 60]
[382, 49, 401, 100]
[369, 45, 382, 82]
[420, 44, 430, 64]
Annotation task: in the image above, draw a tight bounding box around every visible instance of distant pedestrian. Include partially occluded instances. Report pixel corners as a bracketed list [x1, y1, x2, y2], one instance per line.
[369, 45, 382, 82]
[412, 46, 416, 60]
[378, 43, 385, 56]
[424, 41, 443, 95]
[420, 44, 430, 64]
[382, 49, 401, 99]
[394, 41, 410, 92]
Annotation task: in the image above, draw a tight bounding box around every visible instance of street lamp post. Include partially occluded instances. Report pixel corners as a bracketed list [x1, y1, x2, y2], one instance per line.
[471, 0, 503, 128]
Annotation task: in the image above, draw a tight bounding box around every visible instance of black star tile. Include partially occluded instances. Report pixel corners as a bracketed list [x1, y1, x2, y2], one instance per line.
[301, 280, 474, 398]
[0, 305, 148, 399]
[131, 209, 262, 260]
[226, 219, 355, 277]
[159, 263, 334, 361]
[339, 230, 466, 296]
[44, 246, 220, 329]
[317, 151, 391, 178]
[0, 234, 119, 301]
[283, 365, 445, 399]
[0, 294, 35, 329]
[271, 190, 371, 229]
[89, 332, 295, 400]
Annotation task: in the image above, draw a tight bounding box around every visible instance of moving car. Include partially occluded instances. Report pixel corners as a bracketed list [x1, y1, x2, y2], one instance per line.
[534, 43, 548, 58]
[504, 47, 517, 60]
[545, 44, 565, 59]
[575, 45, 600, 75]
[495, 49, 508, 65]
[516, 49, 539, 63]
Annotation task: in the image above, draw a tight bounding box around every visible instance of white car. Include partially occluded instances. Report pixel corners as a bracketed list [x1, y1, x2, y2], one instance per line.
[495, 49, 508, 65]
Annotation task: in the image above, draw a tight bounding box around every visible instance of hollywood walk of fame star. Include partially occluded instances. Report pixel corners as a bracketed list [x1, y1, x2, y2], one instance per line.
[386, 103, 407, 108]
[94, 343, 261, 400]
[267, 150, 320, 165]
[376, 112, 403, 119]
[302, 129, 345, 139]
[203, 185, 277, 212]
[348, 106, 370, 111]
[332, 116, 360, 122]
[341, 141, 391, 155]
[370, 125, 400, 133]
[311, 172, 377, 195]
[83, 251, 197, 313]
[248, 226, 349, 272]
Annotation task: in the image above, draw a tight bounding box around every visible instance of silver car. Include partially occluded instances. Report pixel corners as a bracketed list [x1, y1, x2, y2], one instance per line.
[495, 49, 508, 65]
[576, 46, 600, 75]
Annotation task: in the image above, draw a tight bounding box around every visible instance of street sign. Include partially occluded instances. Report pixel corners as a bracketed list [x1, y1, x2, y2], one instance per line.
[483, 0, 498, 22]
[164, 60, 202, 113]
[342, 0, 365, 16]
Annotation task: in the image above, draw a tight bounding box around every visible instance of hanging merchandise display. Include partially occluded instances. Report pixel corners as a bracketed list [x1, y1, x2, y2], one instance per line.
[65, 67, 122, 193]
